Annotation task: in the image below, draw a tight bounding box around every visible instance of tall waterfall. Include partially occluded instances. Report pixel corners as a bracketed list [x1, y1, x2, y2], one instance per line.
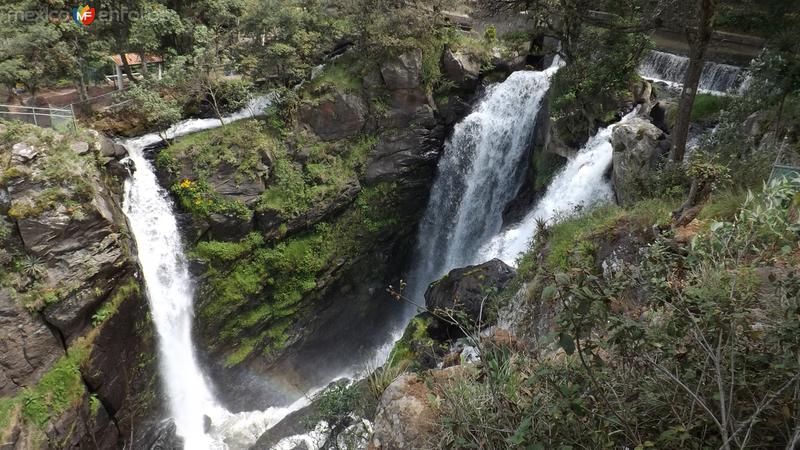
[638, 50, 743, 94]
[479, 111, 637, 265]
[121, 97, 309, 450]
[407, 67, 557, 303]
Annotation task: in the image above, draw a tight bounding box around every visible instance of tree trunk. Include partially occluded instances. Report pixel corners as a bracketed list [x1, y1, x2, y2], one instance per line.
[669, 0, 716, 162]
[75, 72, 91, 114]
[118, 52, 138, 85]
[140, 53, 149, 76]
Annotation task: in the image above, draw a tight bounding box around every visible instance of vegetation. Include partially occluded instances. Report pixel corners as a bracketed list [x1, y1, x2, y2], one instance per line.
[193, 181, 409, 366]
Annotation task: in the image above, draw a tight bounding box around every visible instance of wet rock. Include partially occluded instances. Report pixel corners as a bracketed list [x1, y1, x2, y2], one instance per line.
[0, 288, 64, 396]
[425, 259, 515, 328]
[368, 374, 435, 450]
[300, 90, 368, 141]
[137, 419, 184, 450]
[611, 118, 669, 206]
[207, 212, 253, 241]
[365, 123, 441, 185]
[380, 49, 422, 90]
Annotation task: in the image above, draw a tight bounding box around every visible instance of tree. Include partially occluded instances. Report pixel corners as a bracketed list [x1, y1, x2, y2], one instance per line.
[669, 0, 717, 162]
[129, 3, 185, 76]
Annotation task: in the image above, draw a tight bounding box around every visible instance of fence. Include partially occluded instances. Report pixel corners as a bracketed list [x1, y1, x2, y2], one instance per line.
[0, 104, 77, 132]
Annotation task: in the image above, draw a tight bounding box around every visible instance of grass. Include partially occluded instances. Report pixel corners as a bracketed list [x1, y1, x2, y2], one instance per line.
[0, 340, 91, 442]
[698, 189, 747, 221]
[91, 278, 141, 326]
[309, 61, 363, 93]
[691, 94, 731, 123]
[256, 134, 376, 219]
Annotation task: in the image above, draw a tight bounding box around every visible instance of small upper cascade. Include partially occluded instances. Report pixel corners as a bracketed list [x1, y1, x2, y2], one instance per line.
[479, 110, 639, 266]
[406, 66, 558, 303]
[638, 50, 744, 94]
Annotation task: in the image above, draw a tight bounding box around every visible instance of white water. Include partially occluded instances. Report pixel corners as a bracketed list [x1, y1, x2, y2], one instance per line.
[479, 111, 637, 265]
[638, 50, 744, 95]
[406, 67, 558, 303]
[121, 96, 312, 449]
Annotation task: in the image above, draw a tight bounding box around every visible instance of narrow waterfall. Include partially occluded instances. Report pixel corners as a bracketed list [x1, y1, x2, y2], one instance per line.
[407, 67, 557, 303]
[638, 50, 744, 94]
[121, 97, 308, 450]
[479, 111, 637, 265]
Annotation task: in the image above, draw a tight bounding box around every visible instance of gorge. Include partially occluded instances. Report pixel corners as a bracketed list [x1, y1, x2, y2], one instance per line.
[2, 1, 799, 449]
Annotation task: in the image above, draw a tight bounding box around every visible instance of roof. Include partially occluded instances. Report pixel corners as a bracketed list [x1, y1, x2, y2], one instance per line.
[109, 53, 164, 66]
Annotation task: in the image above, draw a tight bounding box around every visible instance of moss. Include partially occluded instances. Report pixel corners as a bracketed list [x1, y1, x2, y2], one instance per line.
[533, 151, 567, 191]
[691, 94, 731, 123]
[388, 315, 436, 369]
[256, 134, 376, 219]
[545, 198, 677, 269]
[309, 62, 363, 93]
[699, 190, 747, 221]
[91, 278, 141, 326]
[0, 339, 91, 441]
[197, 181, 410, 366]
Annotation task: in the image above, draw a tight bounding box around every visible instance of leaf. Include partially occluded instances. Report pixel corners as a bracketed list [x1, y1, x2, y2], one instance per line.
[559, 332, 575, 355]
[541, 285, 557, 302]
[507, 416, 531, 445]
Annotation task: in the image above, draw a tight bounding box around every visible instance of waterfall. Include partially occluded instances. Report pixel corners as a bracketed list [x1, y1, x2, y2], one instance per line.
[121, 97, 309, 450]
[479, 111, 637, 265]
[638, 50, 744, 95]
[406, 67, 557, 304]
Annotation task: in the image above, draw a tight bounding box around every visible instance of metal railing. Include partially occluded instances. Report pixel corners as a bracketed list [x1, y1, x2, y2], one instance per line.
[0, 104, 77, 132]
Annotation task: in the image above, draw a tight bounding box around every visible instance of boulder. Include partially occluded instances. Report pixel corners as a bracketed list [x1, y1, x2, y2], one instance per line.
[11, 142, 38, 163]
[300, 90, 368, 141]
[611, 118, 669, 206]
[368, 374, 435, 450]
[136, 419, 184, 450]
[0, 288, 64, 396]
[649, 100, 678, 133]
[425, 259, 515, 327]
[380, 49, 422, 90]
[442, 48, 480, 87]
[70, 141, 90, 155]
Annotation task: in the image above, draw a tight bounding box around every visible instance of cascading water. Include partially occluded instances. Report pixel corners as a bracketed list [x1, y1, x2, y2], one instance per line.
[638, 50, 744, 95]
[406, 66, 557, 304]
[121, 97, 310, 450]
[479, 110, 637, 265]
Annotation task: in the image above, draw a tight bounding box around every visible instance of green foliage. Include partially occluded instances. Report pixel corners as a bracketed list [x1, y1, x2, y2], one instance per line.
[690, 94, 730, 123]
[196, 181, 408, 366]
[433, 177, 800, 449]
[119, 84, 182, 135]
[91, 279, 140, 326]
[484, 25, 497, 43]
[0, 341, 91, 437]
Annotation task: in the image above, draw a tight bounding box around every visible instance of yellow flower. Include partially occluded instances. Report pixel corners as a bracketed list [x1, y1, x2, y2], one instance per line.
[180, 179, 192, 189]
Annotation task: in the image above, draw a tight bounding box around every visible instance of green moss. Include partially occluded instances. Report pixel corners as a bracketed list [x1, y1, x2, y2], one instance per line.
[309, 62, 362, 93]
[91, 278, 141, 326]
[197, 181, 410, 366]
[0, 341, 91, 439]
[545, 198, 676, 269]
[699, 190, 747, 221]
[691, 94, 731, 123]
[533, 151, 566, 191]
[256, 134, 376, 219]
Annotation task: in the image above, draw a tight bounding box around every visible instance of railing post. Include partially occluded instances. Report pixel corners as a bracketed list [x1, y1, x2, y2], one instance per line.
[70, 104, 77, 132]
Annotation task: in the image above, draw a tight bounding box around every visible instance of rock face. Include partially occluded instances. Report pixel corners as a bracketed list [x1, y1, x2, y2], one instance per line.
[300, 90, 369, 141]
[380, 49, 422, 90]
[443, 48, 481, 87]
[369, 374, 435, 450]
[611, 118, 669, 206]
[0, 288, 62, 396]
[425, 259, 516, 327]
[0, 123, 155, 448]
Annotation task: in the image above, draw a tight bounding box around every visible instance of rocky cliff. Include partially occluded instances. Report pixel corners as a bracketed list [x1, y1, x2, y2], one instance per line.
[0, 122, 157, 449]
